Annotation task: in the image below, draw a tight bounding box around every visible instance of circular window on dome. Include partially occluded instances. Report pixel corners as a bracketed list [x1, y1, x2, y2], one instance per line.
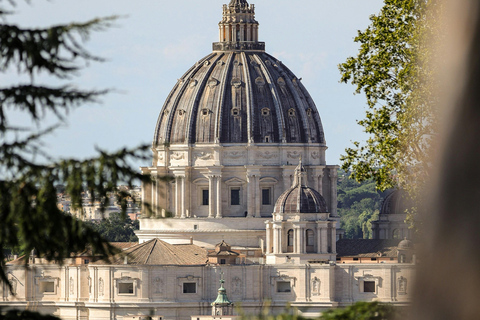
[288, 108, 296, 117]
[262, 108, 270, 116]
[231, 108, 240, 117]
[231, 78, 242, 88]
[306, 108, 313, 116]
[201, 109, 210, 116]
[178, 109, 186, 116]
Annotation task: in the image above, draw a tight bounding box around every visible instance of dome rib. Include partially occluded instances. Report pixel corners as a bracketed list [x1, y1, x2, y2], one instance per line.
[296, 80, 326, 144]
[255, 55, 287, 143]
[214, 53, 233, 142]
[163, 55, 213, 144]
[241, 52, 254, 143]
[276, 63, 313, 142]
[186, 54, 223, 144]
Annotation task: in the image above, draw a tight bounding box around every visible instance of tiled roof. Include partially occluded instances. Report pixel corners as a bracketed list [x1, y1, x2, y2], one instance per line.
[336, 239, 401, 258]
[94, 238, 208, 265]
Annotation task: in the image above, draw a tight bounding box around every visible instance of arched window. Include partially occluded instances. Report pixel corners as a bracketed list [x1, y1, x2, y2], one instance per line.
[392, 229, 400, 239]
[287, 229, 294, 253]
[306, 229, 315, 253]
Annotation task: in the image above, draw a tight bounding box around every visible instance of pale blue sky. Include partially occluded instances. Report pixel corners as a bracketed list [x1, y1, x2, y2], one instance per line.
[5, 0, 384, 166]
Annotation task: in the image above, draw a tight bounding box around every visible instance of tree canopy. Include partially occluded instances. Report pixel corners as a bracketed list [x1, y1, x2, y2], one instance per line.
[339, 0, 439, 201]
[337, 172, 387, 239]
[86, 212, 139, 243]
[0, 0, 152, 307]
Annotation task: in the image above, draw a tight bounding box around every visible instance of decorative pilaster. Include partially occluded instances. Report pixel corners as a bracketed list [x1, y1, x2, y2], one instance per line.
[254, 175, 261, 218]
[316, 168, 324, 195]
[265, 222, 272, 254]
[321, 227, 328, 253]
[216, 175, 222, 218]
[247, 174, 254, 218]
[330, 222, 337, 253]
[208, 175, 215, 218]
[316, 223, 322, 253]
[300, 227, 305, 254]
[294, 227, 300, 253]
[273, 224, 280, 254]
[329, 169, 338, 216]
[175, 176, 181, 218]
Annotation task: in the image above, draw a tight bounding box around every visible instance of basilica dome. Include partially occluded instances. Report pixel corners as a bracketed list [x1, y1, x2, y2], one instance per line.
[153, 0, 325, 146]
[138, 0, 339, 248]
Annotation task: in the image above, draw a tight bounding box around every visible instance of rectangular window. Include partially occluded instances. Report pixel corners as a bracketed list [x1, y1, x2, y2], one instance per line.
[353, 258, 359, 261]
[220, 259, 226, 264]
[119, 282, 134, 294]
[363, 281, 376, 293]
[183, 282, 197, 294]
[84, 259, 90, 264]
[277, 281, 291, 293]
[40, 281, 55, 293]
[262, 188, 271, 205]
[202, 189, 209, 206]
[231, 188, 240, 205]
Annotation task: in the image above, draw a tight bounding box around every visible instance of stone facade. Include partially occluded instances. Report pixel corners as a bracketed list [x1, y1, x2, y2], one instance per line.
[1, 262, 414, 320]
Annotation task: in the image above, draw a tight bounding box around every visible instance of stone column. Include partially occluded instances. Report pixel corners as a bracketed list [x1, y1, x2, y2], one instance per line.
[216, 175, 222, 218]
[179, 176, 186, 218]
[300, 227, 305, 254]
[316, 168, 324, 195]
[246, 24, 252, 41]
[247, 174, 254, 217]
[329, 169, 338, 216]
[316, 223, 322, 253]
[265, 222, 272, 254]
[283, 174, 291, 193]
[239, 25, 245, 41]
[175, 177, 181, 218]
[232, 24, 236, 42]
[225, 25, 231, 42]
[208, 175, 215, 218]
[219, 24, 224, 42]
[273, 224, 280, 254]
[294, 227, 300, 254]
[321, 227, 328, 253]
[254, 175, 261, 217]
[330, 223, 337, 253]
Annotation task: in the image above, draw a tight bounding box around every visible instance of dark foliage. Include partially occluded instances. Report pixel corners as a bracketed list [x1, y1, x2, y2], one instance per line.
[0, 0, 153, 303]
[86, 212, 139, 242]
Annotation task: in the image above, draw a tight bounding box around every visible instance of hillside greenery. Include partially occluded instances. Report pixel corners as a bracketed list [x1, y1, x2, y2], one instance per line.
[337, 171, 388, 239]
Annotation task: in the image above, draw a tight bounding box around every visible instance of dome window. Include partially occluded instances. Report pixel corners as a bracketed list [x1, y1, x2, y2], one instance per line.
[261, 108, 270, 116]
[231, 108, 240, 116]
[231, 77, 242, 88]
[288, 109, 296, 117]
[178, 109, 186, 116]
[306, 108, 313, 116]
[202, 109, 210, 116]
[264, 136, 270, 143]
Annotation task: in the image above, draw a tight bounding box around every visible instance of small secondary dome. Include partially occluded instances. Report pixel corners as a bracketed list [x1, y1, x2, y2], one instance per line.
[398, 238, 414, 250]
[381, 190, 411, 215]
[274, 159, 328, 213]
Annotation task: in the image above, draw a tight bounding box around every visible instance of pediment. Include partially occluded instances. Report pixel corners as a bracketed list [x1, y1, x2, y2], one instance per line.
[225, 177, 246, 185]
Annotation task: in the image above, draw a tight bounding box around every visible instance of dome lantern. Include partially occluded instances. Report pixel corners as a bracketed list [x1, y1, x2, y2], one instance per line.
[214, 0, 264, 52]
